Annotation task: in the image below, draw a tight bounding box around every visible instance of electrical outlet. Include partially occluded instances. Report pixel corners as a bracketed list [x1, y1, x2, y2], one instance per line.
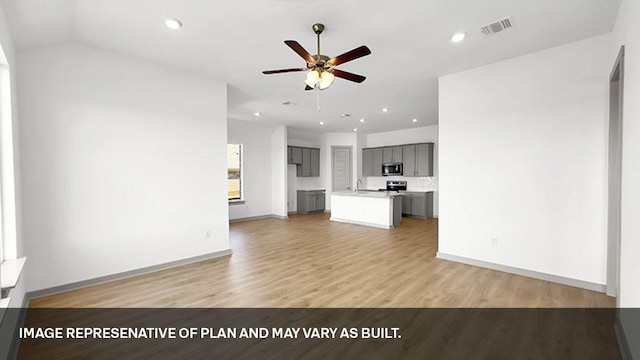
[205, 230, 211, 239]
[491, 237, 498, 247]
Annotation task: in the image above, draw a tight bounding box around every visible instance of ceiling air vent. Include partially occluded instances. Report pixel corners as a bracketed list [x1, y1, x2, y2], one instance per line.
[480, 17, 514, 36]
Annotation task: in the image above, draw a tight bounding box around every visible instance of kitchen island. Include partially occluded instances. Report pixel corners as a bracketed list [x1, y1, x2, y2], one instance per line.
[330, 191, 403, 229]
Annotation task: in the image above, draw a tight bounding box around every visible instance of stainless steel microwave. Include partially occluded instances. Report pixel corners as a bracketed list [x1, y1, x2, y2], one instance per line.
[382, 163, 403, 176]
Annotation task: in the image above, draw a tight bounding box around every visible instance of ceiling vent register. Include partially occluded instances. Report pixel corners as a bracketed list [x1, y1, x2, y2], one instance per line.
[481, 17, 514, 35]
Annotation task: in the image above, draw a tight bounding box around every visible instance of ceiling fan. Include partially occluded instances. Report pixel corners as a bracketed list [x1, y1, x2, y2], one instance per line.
[262, 23, 371, 91]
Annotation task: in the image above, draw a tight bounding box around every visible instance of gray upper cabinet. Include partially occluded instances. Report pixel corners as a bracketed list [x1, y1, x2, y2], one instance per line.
[362, 147, 383, 176]
[299, 148, 311, 176]
[402, 145, 416, 176]
[391, 146, 403, 163]
[362, 148, 373, 176]
[372, 148, 383, 176]
[290, 146, 320, 177]
[288, 146, 303, 164]
[382, 146, 403, 164]
[310, 148, 320, 177]
[362, 143, 431, 177]
[401, 143, 433, 177]
[382, 147, 393, 163]
[415, 143, 434, 176]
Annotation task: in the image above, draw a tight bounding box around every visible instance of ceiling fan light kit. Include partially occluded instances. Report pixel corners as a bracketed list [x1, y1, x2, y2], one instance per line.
[262, 23, 370, 91]
[305, 69, 335, 90]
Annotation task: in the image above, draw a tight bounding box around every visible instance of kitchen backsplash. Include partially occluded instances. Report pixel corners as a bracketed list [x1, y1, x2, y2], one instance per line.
[364, 176, 436, 192]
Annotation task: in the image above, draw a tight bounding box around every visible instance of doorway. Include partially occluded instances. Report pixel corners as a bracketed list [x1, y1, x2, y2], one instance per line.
[332, 147, 352, 192]
[606, 46, 624, 301]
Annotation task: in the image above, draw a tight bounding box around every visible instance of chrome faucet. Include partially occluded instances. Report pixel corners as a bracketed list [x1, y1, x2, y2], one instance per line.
[356, 179, 363, 192]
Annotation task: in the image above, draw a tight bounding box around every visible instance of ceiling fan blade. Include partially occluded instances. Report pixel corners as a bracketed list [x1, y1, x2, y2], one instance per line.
[328, 46, 371, 66]
[332, 69, 367, 83]
[284, 40, 315, 64]
[305, 85, 314, 91]
[262, 68, 307, 75]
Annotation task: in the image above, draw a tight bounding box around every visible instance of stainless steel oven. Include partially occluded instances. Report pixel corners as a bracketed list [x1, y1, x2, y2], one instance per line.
[386, 180, 407, 191]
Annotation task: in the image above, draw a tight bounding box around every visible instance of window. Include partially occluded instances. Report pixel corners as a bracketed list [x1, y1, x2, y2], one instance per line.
[0, 56, 8, 273]
[228, 144, 243, 201]
[1, 46, 27, 304]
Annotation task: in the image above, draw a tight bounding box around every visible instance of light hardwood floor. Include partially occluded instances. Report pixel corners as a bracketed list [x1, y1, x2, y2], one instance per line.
[30, 213, 614, 308]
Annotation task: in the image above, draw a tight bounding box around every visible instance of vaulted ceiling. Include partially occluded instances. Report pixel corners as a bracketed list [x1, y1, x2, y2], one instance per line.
[2, 0, 621, 133]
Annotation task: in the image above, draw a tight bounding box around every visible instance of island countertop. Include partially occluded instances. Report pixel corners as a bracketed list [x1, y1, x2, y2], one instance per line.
[330, 192, 403, 229]
[332, 190, 403, 198]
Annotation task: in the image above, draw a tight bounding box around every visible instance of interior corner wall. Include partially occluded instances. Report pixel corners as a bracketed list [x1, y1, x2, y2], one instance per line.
[270, 125, 287, 218]
[611, 0, 640, 357]
[228, 119, 276, 220]
[438, 33, 612, 285]
[17, 43, 230, 292]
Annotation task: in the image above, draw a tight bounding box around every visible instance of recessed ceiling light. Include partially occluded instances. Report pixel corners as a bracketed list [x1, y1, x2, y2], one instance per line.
[451, 32, 466, 43]
[253, 112, 261, 117]
[412, 118, 418, 123]
[319, 121, 324, 125]
[353, 128, 358, 132]
[359, 118, 365, 123]
[165, 18, 183, 30]
[382, 108, 389, 113]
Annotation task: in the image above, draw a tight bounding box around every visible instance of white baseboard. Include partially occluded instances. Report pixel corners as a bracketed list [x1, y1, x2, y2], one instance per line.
[27, 249, 232, 300]
[435, 252, 607, 293]
[615, 316, 633, 360]
[229, 214, 288, 223]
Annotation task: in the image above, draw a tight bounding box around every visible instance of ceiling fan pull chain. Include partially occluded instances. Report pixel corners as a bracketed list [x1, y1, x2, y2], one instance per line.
[316, 89, 321, 114]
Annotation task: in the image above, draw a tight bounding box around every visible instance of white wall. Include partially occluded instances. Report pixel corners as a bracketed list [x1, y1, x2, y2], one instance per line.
[17, 43, 230, 292]
[438, 34, 612, 285]
[366, 125, 438, 147]
[270, 125, 287, 218]
[228, 119, 277, 220]
[365, 125, 439, 217]
[612, 0, 640, 357]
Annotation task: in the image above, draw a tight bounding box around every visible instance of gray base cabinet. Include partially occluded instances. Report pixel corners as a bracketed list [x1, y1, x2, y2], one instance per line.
[401, 192, 434, 219]
[393, 196, 403, 227]
[297, 190, 326, 214]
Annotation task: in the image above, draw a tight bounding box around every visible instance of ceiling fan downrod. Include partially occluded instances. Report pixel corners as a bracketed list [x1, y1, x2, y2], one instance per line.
[312, 23, 324, 57]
